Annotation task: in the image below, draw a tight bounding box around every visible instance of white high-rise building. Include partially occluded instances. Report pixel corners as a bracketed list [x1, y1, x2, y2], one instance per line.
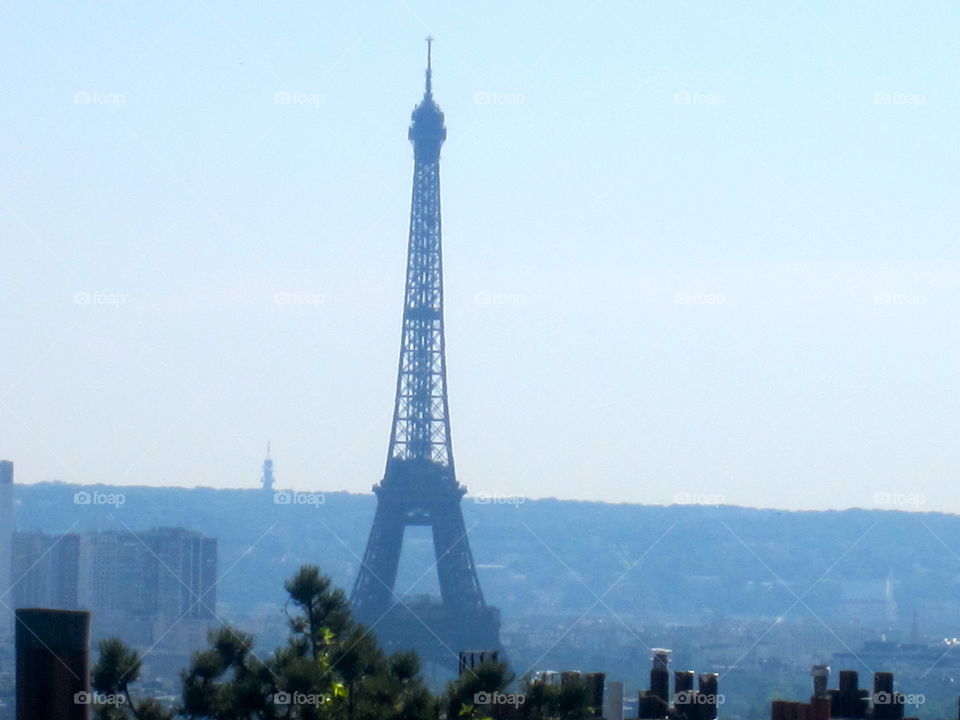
[604, 680, 624, 720]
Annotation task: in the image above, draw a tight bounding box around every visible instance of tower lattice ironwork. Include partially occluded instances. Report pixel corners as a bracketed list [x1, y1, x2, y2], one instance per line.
[351, 40, 501, 669]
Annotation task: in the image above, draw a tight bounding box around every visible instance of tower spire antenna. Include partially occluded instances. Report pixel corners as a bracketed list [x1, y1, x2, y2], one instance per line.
[425, 35, 433, 95]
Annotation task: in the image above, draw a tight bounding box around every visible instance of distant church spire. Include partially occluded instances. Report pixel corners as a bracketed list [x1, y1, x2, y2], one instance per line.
[261, 442, 275, 491]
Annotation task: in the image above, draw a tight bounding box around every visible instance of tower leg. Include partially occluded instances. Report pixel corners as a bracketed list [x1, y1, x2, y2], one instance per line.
[352, 496, 405, 624]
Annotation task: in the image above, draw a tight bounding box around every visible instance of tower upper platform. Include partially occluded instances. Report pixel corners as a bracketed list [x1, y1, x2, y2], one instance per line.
[409, 38, 446, 162]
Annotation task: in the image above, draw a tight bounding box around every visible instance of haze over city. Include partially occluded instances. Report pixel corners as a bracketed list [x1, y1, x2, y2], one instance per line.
[2, 1, 958, 511]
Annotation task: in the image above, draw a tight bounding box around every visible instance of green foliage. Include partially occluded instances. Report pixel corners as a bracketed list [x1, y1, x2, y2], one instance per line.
[92, 637, 175, 719]
[179, 626, 277, 719]
[517, 674, 596, 720]
[93, 564, 437, 720]
[93, 637, 143, 692]
[443, 660, 512, 720]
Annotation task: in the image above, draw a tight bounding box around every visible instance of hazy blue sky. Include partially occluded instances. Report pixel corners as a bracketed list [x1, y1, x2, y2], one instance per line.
[1, 2, 958, 511]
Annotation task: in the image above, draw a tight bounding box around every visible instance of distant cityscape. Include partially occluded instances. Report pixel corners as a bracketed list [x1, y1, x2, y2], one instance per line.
[0, 462, 218, 704]
[1, 10, 956, 719]
[6, 458, 960, 717]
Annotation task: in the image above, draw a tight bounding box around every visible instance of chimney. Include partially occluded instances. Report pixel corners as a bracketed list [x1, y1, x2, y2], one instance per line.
[16, 608, 91, 720]
[561, 671, 581, 688]
[811, 665, 830, 699]
[829, 670, 868, 719]
[584, 673, 605, 718]
[675, 670, 696, 717]
[772, 700, 790, 720]
[651, 649, 671, 704]
[872, 672, 903, 720]
[639, 650, 672, 719]
[811, 697, 831, 720]
[697, 672, 719, 720]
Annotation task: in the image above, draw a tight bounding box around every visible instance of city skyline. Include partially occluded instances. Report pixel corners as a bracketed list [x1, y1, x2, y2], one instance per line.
[1, 2, 959, 511]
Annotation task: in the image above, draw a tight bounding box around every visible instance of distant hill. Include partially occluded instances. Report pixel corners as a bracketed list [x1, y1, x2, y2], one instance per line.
[13, 483, 960, 633]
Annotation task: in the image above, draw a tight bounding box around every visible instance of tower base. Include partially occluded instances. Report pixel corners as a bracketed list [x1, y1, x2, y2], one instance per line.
[359, 596, 501, 672]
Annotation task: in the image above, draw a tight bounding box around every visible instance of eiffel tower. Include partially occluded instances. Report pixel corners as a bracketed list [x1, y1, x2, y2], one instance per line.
[350, 39, 501, 669]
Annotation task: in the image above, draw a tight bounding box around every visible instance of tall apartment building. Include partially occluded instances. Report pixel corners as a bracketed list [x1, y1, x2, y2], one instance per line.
[11, 531, 80, 610]
[142, 527, 217, 620]
[12, 527, 216, 621]
[77, 527, 217, 620]
[0, 460, 14, 636]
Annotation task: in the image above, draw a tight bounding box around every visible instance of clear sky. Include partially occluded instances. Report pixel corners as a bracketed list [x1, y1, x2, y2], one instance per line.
[1, 2, 958, 511]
